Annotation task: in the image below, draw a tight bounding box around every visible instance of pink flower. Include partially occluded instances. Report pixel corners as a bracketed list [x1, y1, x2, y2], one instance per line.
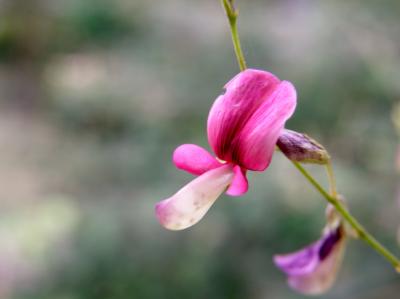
[274, 212, 346, 295]
[156, 69, 297, 230]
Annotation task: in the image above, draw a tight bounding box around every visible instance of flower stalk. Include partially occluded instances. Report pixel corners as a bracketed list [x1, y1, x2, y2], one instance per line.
[325, 161, 338, 198]
[292, 161, 400, 270]
[221, 0, 247, 71]
[220, 0, 400, 272]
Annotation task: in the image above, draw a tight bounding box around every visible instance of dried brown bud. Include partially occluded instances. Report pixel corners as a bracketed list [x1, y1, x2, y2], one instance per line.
[277, 129, 330, 164]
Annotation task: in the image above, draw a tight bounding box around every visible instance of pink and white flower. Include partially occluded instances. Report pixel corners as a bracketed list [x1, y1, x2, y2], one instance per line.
[155, 69, 297, 230]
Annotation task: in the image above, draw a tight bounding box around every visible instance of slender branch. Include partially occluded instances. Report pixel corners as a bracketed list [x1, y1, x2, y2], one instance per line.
[221, 0, 247, 71]
[292, 161, 400, 271]
[220, 0, 400, 273]
[325, 160, 338, 197]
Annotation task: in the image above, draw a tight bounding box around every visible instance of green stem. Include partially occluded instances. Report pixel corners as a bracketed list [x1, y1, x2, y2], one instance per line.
[220, 0, 400, 273]
[325, 160, 338, 197]
[292, 161, 400, 272]
[221, 0, 247, 71]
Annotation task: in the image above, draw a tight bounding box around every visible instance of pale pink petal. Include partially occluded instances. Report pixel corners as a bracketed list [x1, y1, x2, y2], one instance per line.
[173, 144, 221, 175]
[207, 69, 280, 162]
[155, 164, 234, 230]
[274, 226, 346, 295]
[233, 81, 297, 171]
[226, 166, 248, 196]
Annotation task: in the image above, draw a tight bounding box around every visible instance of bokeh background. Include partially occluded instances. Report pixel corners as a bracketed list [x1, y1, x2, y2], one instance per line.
[1, 0, 400, 298]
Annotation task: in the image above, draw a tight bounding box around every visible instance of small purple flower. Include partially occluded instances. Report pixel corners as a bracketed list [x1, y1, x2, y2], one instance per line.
[274, 224, 346, 295]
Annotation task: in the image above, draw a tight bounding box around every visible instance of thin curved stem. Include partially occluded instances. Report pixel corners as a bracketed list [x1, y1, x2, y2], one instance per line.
[220, 0, 400, 272]
[221, 0, 247, 71]
[292, 161, 400, 271]
[325, 160, 338, 197]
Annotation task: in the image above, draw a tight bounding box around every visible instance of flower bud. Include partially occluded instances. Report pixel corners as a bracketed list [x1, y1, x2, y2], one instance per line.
[277, 129, 330, 164]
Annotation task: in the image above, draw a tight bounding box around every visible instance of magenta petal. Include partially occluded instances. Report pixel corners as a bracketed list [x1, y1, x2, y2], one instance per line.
[155, 164, 234, 230]
[274, 227, 345, 295]
[173, 144, 221, 175]
[226, 165, 248, 196]
[207, 69, 280, 162]
[234, 81, 297, 171]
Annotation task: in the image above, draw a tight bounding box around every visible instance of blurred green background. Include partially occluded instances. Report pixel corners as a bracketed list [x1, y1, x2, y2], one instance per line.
[1, 0, 400, 298]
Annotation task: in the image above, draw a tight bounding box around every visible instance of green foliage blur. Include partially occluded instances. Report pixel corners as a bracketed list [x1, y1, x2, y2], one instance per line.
[0, 1, 399, 299]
